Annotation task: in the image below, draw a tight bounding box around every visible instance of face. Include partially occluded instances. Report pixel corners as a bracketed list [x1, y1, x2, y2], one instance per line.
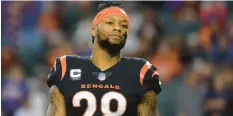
[92, 15, 129, 54]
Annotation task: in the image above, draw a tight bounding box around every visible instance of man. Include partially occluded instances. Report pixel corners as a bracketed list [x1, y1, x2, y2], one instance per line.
[46, 1, 161, 116]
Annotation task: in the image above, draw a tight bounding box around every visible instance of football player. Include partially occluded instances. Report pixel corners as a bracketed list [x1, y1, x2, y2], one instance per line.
[46, 1, 161, 116]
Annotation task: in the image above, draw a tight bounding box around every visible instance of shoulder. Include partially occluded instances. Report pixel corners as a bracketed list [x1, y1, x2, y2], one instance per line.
[62, 54, 89, 61]
[53, 55, 85, 70]
[47, 54, 88, 87]
[122, 56, 154, 68]
[124, 56, 148, 63]
[58, 54, 90, 66]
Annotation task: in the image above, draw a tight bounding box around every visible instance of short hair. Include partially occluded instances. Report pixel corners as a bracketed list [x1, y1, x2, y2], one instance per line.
[98, 1, 123, 11]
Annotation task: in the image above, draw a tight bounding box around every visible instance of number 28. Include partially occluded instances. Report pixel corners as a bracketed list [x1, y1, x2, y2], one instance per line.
[72, 91, 127, 116]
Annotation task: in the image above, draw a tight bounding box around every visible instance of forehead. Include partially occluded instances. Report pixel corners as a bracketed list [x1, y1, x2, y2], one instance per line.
[103, 15, 128, 23]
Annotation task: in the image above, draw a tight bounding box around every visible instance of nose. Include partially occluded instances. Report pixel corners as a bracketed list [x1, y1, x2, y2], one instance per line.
[113, 24, 121, 32]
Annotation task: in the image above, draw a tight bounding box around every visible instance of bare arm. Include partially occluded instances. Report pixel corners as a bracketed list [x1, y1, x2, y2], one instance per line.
[138, 90, 159, 116]
[47, 85, 66, 116]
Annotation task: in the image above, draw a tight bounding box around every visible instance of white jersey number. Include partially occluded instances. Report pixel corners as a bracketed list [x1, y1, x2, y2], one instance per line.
[72, 91, 127, 116]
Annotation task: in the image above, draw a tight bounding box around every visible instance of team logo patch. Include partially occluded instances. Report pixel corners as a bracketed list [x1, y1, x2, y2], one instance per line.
[98, 72, 106, 81]
[70, 69, 82, 81]
[92, 72, 112, 82]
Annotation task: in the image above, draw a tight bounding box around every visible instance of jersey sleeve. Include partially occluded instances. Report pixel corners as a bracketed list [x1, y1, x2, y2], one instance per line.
[139, 59, 162, 94]
[47, 58, 63, 88]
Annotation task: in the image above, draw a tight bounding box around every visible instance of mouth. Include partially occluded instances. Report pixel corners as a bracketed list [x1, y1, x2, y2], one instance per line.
[108, 35, 122, 40]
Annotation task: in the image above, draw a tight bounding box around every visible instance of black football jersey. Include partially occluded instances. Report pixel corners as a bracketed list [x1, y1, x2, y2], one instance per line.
[47, 55, 161, 116]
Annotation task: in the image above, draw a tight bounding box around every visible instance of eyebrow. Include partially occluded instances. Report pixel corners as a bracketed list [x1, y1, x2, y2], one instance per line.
[121, 20, 128, 23]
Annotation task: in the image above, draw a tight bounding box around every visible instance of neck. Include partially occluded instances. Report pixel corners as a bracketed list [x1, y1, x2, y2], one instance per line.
[90, 42, 121, 71]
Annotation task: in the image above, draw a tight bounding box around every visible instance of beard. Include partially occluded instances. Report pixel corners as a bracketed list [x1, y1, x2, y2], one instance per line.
[98, 38, 126, 56]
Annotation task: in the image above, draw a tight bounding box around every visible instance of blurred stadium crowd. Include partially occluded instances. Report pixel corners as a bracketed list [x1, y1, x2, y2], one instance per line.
[1, 1, 233, 116]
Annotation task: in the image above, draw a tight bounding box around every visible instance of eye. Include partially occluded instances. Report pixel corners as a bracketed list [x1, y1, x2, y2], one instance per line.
[106, 22, 113, 25]
[121, 24, 128, 28]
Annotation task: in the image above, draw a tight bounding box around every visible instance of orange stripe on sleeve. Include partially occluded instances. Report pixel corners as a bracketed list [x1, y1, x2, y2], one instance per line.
[140, 61, 152, 86]
[60, 56, 67, 81]
[53, 60, 57, 71]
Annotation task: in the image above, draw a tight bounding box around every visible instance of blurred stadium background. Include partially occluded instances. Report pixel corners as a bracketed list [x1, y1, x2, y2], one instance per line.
[1, 1, 233, 116]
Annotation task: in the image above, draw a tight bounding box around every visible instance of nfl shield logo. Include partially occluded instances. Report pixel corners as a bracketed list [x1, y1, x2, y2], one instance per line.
[98, 73, 106, 82]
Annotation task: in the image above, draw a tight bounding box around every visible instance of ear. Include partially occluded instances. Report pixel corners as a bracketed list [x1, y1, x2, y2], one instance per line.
[92, 27, 97, 38]
[92, 24, 101, 38]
